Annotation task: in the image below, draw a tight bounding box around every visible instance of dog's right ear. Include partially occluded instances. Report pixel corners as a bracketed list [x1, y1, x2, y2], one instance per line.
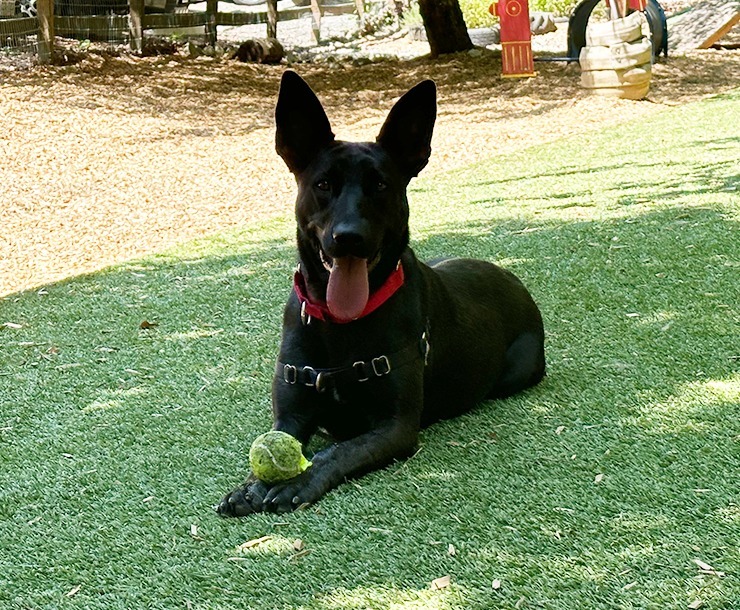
[275, 71, 335, 174]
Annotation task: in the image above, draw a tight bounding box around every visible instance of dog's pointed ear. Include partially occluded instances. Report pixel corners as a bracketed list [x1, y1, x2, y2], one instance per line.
[275, 71, 335, 174]
[376, 80, 437, 179]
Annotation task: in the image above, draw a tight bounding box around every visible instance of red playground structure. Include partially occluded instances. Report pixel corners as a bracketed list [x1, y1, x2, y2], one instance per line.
[489, 0, 664, 78]
[489, 0, 536, 78]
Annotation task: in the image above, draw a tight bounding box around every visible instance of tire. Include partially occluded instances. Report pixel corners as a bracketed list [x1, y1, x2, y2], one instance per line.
[586, 81, 650, 100]
[585, 10, 644, 46]
[568, 0, 668, 59]
[643, 0, 668, 57]
[579, 38, 652, 70]
[232, 0, 267, 6]
[580, 63, 652, 88]
[468, 27, 500, 47]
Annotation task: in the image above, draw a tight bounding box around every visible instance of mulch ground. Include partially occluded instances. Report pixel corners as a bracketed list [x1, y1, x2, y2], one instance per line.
[1, 41, 738, 296]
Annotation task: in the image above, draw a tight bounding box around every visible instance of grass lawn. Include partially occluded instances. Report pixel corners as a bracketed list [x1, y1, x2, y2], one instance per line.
[1, 89, 738, 610]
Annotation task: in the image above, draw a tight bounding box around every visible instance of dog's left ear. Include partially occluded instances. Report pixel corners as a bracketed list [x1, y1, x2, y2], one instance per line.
[376, 80, 437, 179]
[275, 71, 335, 174]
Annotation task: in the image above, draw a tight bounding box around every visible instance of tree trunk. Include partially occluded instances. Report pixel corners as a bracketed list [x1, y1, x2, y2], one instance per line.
[418, 0, 472, 57]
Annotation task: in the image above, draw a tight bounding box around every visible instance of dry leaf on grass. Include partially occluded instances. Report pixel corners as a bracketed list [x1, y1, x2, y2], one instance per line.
[55, 363, 82, 371]
[688, 601, 703, 609]
[693, 559, 713, 571]
[66, 585, 81, 597]
[237, 535, 271, 551]
[594, 473, 605, 484]
[692, 558, 725, 577]
[288, 538, 311, 561]
[139, 320, 158, 329]
[491, 579, 502, 590]
[430, 575, 451, 590]
[289, 548, 312, 562]
[447, 543, 456, 556]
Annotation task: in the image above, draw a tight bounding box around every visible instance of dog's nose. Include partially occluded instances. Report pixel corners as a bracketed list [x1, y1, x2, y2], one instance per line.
[332, 222, 369, 252]
[333, 229, 364, 247]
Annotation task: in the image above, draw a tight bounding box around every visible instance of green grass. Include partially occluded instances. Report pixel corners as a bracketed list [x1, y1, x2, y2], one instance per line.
[1, 90, 738, 609]
[458, 0, 579, 28]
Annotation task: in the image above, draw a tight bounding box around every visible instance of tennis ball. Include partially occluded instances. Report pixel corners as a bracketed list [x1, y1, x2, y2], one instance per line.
[249, 431, 312, 484]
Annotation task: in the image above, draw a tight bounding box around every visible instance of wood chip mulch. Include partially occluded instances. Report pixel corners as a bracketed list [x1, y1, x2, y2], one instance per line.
[1, 43, 738, 296]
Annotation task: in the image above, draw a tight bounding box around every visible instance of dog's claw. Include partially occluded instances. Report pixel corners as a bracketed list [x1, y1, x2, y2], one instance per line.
[258, 474, 312, 514]
[217, 479, 269, 517]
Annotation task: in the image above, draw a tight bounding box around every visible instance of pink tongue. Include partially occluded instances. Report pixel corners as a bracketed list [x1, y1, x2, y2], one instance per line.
[326, 256, 369, 321]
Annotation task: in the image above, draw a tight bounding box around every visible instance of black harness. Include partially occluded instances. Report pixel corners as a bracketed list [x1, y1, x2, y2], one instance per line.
[278, 332, 430, 394]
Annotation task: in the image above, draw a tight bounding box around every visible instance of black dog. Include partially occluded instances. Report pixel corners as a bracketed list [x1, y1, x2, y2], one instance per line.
[217, 71, 545, 516]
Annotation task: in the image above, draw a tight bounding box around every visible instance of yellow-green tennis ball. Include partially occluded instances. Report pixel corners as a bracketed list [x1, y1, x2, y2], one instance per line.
[249, 431, 312, 484]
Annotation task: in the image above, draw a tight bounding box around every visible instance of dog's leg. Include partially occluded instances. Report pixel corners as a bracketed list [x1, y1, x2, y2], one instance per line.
[217, 394, 320, 517]
[216, 423, 310, 517]
[263, 372, 424, 513]
[218, 415, 418, 516]
[261, 417, 419, 513]
[488, 331, 546, 399]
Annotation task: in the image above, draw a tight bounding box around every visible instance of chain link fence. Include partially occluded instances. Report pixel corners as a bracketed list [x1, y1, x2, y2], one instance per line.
[1, 0, 37, 65]
[0, 0, 366, 67]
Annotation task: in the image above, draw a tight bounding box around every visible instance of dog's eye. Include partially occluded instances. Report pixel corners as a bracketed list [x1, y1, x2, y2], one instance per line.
[315, 179, 330, 192]
[376, 181, 387, 192]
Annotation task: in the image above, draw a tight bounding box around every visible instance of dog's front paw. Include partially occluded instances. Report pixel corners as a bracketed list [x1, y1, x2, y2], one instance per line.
[261, 470, 325, 514]
[217, 479, 269, 517]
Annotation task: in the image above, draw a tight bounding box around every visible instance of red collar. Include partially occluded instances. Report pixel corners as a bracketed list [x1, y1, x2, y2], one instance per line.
[293, 261, 405, 324]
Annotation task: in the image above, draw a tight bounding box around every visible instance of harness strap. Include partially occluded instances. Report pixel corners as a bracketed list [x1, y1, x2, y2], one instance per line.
[277, 332, 430, 394]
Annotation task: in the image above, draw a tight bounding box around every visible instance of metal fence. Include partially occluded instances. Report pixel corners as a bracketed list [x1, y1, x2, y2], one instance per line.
[0, 0, 364, 65]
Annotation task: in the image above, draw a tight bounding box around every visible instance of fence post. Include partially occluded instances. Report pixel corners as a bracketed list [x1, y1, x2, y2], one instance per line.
[354, 0, 365, 29]
[309, 0, 321, 43]
[266, 0, 278, 38]
[130, 0, 144, 53]
[36, 0, 54, 64]
[206, 0, 218, 46]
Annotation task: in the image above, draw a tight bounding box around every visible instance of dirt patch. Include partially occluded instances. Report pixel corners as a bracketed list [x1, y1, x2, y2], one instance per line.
[1, 43, 738, 296]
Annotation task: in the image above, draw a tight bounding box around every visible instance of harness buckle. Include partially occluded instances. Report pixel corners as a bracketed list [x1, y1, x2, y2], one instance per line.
[371, 355, 391, 377]
[302, 366, 316, 387]
[283, 364, 297, 384]
[315, 371, 326, 393]
[353, 361, 369, 382]
[300, 301, 311, 326]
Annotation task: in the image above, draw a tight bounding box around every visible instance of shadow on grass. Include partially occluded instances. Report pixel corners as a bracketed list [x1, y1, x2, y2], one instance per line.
[470, 141, 738, 205]
[1, 200, 737, 608]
